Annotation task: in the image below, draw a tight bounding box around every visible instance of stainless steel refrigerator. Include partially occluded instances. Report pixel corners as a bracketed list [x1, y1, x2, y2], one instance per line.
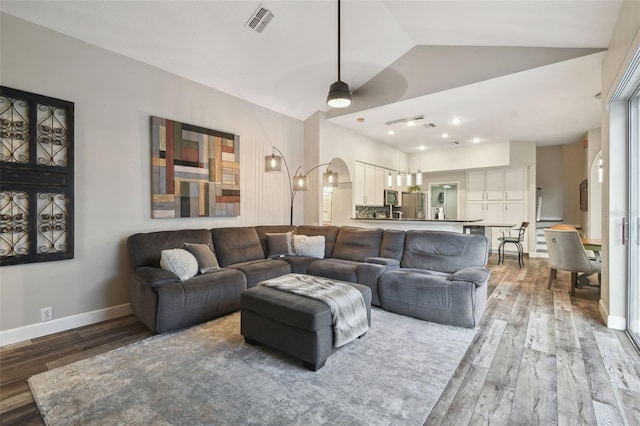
[400, 192, 426, 219]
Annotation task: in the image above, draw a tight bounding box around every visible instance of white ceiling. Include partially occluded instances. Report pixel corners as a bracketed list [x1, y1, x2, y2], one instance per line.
[1, 0, 623, 152]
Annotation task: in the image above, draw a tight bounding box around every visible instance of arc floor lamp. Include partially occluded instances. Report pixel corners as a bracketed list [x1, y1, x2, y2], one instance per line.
[265, 146, 338, 225]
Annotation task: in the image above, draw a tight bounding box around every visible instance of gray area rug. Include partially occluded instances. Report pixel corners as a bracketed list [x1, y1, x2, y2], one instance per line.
[29, 308, 476, 425]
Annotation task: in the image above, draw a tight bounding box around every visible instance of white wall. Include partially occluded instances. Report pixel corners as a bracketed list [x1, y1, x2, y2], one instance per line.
[599, 0, 640, 329]
[0, 14, 303, 340]
[311, 114, 408, 225]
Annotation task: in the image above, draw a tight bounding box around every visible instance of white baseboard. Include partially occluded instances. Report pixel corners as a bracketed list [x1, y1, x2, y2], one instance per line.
[528, 252, 548, 259]
[0, 303, 132, 347]
[599, 299, 627, 330]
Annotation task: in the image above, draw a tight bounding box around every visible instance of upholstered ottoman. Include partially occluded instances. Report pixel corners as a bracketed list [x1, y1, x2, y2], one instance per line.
[240, 276, 372, 371]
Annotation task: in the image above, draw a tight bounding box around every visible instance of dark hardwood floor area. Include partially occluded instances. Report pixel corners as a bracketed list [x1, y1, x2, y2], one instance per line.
[1, 255, 639, 425]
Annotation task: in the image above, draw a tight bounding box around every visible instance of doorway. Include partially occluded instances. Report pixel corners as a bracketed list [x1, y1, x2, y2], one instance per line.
[429, 182, 459, 220]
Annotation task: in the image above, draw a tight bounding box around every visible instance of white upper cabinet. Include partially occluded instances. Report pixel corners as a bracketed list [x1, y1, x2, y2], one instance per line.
[355, 161, 387, 205]
[467, 171, 486, 201]
[354, 162, 366, 205]
[505, 168, 526, 200]
[485, 169, 506, 201]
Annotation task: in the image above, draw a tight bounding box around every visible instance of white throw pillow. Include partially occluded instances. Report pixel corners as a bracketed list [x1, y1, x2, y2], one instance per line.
[292, 235, 325, 259]
[160, 249, 198, 281]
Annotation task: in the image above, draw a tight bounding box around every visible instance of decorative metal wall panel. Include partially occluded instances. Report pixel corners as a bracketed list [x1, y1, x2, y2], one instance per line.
[0, 95, 30, 163]
[0, 86, 74, 266]
[151, 116, 240, 218]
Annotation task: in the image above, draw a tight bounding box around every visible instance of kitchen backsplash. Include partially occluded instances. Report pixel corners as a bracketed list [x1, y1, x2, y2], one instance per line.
[355, 206, 391, 218]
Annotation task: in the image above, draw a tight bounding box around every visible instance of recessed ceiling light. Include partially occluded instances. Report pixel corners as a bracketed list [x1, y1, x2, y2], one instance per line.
[407, 121, 416, 127]
[388, 130, 395, 135]
[441, 133, 449, 138]
[419, 145, 426, 151]
[451, 117, 462, 125]
[472, 137, 481, 143]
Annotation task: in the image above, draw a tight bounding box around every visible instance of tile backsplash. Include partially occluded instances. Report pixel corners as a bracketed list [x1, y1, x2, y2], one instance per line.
[355, 206, 391, 218]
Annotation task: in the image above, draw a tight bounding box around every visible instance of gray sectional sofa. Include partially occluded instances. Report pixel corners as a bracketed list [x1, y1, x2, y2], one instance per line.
[127, 225, 489, 333]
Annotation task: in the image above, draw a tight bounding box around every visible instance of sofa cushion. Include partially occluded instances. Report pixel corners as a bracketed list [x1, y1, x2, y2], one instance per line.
[297, 225, 339, 258]
[184, 242, 220, 273]
[293, 235, 325, 258]
[332, 227, 383, 261]
[401, 230, 488, 274]
[127, 229, 213, 269]
[160, 249, 198, 281]
[380, 229, 406, 261]
[228, 258, 291, 288]
[308, 259, 358, 283]
[211, 227, 265, 267]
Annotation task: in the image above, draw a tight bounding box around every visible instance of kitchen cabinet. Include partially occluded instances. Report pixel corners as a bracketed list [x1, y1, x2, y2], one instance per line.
[355, 161, 386, 205]
[505, 168, 526, 200]
[466, 167, 528, 251]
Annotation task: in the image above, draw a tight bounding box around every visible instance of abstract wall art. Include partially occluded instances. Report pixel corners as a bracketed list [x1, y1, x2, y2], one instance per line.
[150, 116, 240, 218]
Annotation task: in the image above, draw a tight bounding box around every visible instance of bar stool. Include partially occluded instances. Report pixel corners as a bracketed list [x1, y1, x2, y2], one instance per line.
[497, 222, 529, 267]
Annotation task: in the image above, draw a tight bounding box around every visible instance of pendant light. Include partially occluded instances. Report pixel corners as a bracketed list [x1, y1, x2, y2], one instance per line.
[326, 0, 351, 108]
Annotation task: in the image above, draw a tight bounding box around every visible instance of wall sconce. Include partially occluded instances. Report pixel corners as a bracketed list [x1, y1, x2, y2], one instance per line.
[265, 146, 336, 224]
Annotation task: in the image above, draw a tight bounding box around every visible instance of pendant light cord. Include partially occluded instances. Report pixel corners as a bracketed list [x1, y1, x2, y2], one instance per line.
[337, 0, 341, 82]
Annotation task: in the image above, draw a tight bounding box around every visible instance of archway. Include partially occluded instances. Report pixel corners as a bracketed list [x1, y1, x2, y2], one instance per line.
[323, 157, 351, 225]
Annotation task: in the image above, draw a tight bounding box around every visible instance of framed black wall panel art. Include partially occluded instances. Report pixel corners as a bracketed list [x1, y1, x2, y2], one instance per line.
[580, 179, 588, 212]
[0, 86, 74, 266]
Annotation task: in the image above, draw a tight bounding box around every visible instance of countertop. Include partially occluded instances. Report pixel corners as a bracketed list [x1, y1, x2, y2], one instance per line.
[352, 218, 483, 223]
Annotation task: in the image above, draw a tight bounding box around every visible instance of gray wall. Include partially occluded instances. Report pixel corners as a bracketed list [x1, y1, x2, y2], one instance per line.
[535, 145, 564, 220]
[0, 13, 303, 334]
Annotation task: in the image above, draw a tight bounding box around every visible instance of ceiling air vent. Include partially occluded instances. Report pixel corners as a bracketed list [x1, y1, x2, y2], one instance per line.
[423, 123, 437, 128]
[246, 4, 274, 33]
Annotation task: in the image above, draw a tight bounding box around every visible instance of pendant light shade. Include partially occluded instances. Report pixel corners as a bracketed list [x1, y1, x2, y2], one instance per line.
[326, 0, 351, 108]
[327, 81, 351, 108]
[416, 167, 423, 185]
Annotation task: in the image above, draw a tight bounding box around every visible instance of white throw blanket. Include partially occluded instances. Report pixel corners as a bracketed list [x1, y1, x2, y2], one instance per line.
[258, 274, 369, 347]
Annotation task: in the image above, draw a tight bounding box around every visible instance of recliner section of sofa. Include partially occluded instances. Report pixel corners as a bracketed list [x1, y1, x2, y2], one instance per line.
[378, 230, 490, 328]
[127, 228, 247, 333]
[127, 225, 490, 333]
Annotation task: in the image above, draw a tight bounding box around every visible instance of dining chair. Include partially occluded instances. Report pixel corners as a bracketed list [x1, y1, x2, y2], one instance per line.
[543, 228, 601, 297]
[497, 222, 529, 267]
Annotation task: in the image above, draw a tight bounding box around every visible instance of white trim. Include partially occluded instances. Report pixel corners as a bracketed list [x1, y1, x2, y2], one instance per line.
[599, 299, 627, 330]
[528, 252, 548, 259]
[0, 303, 132, 347]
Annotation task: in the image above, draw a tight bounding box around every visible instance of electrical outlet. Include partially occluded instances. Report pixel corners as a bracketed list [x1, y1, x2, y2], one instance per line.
[41, 307, 53, 322]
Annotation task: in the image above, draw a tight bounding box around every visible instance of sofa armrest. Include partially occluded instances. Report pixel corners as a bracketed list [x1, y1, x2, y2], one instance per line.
[449, 266, 490, 287]
[363, 257, 400, 267]
[133, 266, 180, 287]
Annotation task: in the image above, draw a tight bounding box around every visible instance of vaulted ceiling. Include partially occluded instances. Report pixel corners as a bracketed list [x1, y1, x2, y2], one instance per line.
[1, 1, 623, 152]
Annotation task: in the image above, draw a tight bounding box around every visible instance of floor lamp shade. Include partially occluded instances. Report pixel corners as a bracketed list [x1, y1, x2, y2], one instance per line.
[323, 170, 339, 188]
[265, 154, 282, 172]
[293, 174, 309, 191]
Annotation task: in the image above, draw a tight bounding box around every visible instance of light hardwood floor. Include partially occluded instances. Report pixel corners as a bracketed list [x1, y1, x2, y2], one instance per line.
[1, 255, 639, 425]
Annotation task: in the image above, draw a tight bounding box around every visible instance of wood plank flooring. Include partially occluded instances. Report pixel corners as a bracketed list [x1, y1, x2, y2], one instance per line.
[1, 255, 639, 425]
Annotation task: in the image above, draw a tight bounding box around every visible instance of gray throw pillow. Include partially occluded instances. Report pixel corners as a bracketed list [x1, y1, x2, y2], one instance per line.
[184, 242, 220, 274]
[266, 232, 293, 258]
